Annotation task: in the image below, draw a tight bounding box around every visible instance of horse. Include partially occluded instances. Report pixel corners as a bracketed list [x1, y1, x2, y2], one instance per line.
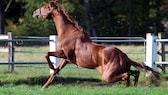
[33, 1, 160, 88]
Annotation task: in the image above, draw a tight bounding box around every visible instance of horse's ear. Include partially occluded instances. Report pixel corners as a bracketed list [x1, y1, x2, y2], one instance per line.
[50, 2, 58, 8]
[49, 0, 58, 8]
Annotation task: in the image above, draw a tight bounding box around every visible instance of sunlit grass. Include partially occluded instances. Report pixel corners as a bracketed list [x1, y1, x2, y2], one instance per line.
[0, 45, 168, 95]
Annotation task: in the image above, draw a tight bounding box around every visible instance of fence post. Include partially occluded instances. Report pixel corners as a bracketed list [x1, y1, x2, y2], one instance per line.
[145, 33, 157, 70]
[49, 35, 60, 74]
[8, 32, 14, 72]
[158, 33, 165, 73]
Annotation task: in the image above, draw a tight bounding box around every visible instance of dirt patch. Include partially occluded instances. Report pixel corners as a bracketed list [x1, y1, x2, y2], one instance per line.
[50, 76, 121, 87]
[1, 75, 167, 87]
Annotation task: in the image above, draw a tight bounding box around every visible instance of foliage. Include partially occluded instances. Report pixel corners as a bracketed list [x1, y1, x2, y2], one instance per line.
[10, 0, 56, 36]
[60, 0, 87, 29]
[3, 0, 168, 36]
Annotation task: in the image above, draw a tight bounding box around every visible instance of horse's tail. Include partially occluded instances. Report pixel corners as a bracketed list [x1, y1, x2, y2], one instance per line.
[130, 60, 160, 80]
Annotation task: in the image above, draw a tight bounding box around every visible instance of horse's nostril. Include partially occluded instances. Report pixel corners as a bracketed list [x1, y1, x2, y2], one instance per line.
[33, 13, 37, 18]
[32, 10, 39, 18]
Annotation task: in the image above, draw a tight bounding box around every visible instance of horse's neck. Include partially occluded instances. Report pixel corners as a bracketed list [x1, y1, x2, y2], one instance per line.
[51, 10, 91, 43]
[52, 10, 75, 38]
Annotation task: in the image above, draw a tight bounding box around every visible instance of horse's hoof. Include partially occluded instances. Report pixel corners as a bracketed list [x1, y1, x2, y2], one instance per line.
[42, 86, 47, 89]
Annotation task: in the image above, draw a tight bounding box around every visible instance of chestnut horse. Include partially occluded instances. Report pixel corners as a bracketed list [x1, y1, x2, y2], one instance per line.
[33, 2, 159, 88]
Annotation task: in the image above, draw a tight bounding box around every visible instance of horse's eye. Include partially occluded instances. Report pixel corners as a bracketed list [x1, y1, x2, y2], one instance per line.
[44, 6, 49, 9]
[44, 6, 47, 8]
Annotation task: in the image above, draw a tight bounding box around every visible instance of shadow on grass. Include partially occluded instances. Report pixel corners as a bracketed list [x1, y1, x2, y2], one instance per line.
[1, 73, 168, 87]
[0, 75, 117, 87]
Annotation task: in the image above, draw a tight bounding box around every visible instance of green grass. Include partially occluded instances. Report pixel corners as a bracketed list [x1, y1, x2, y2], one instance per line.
[0, 45, 168, 95]
[0, 84, 168, 95]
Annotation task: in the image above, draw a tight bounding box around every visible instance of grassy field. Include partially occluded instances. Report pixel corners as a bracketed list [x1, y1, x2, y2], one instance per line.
[0, 45, 168, 95]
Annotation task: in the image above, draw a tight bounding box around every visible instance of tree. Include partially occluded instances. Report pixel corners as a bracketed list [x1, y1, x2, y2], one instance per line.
[7, 0, 87, 36]
[1, 0, 26, 34]
[89, 0, 167, 36]
[5, 0, 56, 36]
[0, 0, 5, 34]
[3, 0, 168, 37]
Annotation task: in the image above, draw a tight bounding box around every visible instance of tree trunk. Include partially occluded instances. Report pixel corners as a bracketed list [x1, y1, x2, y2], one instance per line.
[0, 1, 5, 34]
[84, 0, 97, 37]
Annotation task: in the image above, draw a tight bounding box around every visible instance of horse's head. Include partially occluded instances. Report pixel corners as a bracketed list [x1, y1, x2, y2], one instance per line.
[33, 1, 58, 19]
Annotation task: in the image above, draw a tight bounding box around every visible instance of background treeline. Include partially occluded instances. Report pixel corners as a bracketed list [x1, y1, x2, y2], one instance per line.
[1, 0, 168, 37]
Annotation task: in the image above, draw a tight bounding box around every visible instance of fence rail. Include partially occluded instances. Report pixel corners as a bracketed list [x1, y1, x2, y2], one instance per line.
[0, 32, 168, 73]
[0, 39, 51, 42]
[92, 39, 145, 43]
[0, 62, 47, 65]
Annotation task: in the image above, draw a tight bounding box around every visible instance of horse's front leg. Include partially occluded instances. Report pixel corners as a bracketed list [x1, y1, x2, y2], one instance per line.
[45, 50, 66, 70]
[43, 59, 68, 88]
[43, 50, 67, 88]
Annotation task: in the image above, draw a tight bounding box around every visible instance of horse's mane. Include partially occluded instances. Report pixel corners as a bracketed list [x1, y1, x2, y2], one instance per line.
[57, 6, 83, 32]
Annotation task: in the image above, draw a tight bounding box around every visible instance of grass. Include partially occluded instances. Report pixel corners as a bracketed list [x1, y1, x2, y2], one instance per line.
[0, 84, 168, 95]
[0, 45, 168, 95]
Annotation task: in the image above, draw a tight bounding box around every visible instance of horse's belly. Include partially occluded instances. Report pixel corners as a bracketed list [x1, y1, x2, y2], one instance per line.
[75, 43, 100, 69]
[76, 57, 98, 69]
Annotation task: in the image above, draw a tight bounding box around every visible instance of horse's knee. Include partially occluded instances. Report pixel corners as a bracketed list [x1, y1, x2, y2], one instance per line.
[101, 73, 111, 82]
[101, 73, 117, 83]
[45, 52, 49, 59]
[45, 52, 55, 70]
[121, 72, 130, 80]
[102, 72, 130, 83]
[102, 76, 111, 83]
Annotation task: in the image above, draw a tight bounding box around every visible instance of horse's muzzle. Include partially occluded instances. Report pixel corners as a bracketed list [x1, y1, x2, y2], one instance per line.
[33, 11, 39, 18]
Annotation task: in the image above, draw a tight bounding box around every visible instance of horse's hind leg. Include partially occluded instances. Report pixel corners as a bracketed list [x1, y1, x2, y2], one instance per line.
[130, 70, 140, 86]
[102, 72, 130, 87]
[124, 73, 130, 87]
